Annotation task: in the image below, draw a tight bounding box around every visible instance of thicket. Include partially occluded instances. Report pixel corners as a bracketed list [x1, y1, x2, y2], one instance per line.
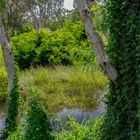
[100, 1, 140, 139]
[11, 21, 94, 69]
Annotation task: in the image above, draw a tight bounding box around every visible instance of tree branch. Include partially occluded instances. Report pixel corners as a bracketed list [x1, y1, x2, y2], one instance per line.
[75, 0, 118, 81]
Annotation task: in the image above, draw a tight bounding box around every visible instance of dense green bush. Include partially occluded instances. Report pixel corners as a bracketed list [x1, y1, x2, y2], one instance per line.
[54, 117, 104, 140]
[11, 20, 95, 69]
[7, 126, 23, 140]
[24, 89, 54, 140]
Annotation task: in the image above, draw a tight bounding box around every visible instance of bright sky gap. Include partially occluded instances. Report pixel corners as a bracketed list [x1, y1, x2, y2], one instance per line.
[64, 0, 74, 10]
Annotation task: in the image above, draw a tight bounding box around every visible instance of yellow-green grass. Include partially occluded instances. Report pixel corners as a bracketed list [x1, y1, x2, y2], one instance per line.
[19, 65, 108, 112]
[0, 47, 5, 67]
[0, 48, 8, 102]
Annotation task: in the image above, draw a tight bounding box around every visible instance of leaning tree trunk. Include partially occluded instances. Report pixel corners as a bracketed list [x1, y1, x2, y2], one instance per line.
[75, 0, 140, 139]
[75, 0, 117, 82]
[0, 16, 18, 140]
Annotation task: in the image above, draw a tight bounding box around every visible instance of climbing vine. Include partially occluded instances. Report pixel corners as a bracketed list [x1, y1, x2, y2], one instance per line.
[100, 0, 140, 139]
[1, 72, 19, 140]
[24, 89, 54, 140]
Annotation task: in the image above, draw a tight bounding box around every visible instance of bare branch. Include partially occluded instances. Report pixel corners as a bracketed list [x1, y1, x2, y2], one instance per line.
[75, 0, 118, 81]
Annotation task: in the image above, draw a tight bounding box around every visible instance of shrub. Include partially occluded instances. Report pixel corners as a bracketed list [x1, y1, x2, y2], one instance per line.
[24, 89, 54, 140]
[54, 117, 104, 140]
[11, 21, 95, 69]
[7, 125, 23, 140]
[11, 30, 38, 69]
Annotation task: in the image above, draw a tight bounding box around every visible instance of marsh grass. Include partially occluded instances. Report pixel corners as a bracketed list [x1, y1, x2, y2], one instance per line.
[19, 65, 108, 111]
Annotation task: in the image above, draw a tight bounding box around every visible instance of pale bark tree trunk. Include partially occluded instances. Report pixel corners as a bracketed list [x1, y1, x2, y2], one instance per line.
[0, 14, 17, 140]
[0, 16, 15, 94]
[75, 0, 118, 81]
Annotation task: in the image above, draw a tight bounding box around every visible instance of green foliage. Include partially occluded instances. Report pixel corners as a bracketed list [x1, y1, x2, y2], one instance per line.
[7, 125, 23, 140]
[92, 5, 108, 34]
[100, 1, 140, 139]
[0, 67, 8, 102]
[24, 89, 54, 140]
[11, 20, 94, 69]
[0, 0, 6, 11]
[19, 65, 108, 111]
[1, 73, 19, 140]
[0, 48, 8, 102]
[54, 117, 104, 140]
[16, 23, 34, 35]
[11, 30, 38, 69]
[6, 116, 104, 140]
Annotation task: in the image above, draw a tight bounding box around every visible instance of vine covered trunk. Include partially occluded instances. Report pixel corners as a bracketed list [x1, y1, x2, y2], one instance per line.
[101, 1, 140, 139]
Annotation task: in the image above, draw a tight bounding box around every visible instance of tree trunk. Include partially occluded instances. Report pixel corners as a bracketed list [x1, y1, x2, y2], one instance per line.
[75, 0, 117, 81]
[0, 15, 17, 140]
[0, 16, 15, 93]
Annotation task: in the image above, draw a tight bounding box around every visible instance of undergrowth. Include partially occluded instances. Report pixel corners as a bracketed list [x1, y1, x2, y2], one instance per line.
[7, 116, 104, 140]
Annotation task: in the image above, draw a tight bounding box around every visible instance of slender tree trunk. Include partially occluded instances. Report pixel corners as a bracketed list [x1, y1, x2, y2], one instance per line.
[0, 16, 15, 93]
[0, 15, 18, 140]
[75, 0, 117, 81]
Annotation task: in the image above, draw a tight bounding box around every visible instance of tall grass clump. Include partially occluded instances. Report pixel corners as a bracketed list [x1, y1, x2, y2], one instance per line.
[19, 65, 108, 111]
